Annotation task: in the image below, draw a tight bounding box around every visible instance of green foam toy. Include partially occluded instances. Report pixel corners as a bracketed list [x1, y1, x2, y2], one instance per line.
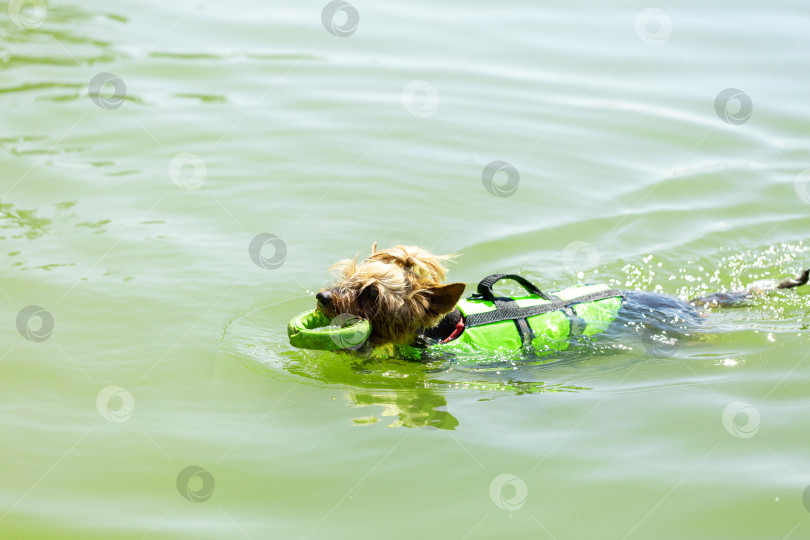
[287, 310, 371, 351]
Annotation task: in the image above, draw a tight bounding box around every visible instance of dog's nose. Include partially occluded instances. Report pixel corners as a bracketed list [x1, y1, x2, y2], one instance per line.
[316, 290, 332, 306]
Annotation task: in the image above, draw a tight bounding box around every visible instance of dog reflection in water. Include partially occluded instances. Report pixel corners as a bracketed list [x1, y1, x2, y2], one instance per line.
[347, 390, 458, 430]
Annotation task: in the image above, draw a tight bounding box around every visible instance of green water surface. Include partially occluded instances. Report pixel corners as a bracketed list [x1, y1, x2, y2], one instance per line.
[2, 0, 810, 538]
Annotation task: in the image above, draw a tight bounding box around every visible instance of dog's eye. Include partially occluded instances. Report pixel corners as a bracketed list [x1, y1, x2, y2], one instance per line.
[364, 285, 379, 300]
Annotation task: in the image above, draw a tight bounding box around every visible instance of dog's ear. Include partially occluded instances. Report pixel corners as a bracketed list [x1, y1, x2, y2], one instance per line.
[427, 282, 466, 315]
[371, 242, 377, 255]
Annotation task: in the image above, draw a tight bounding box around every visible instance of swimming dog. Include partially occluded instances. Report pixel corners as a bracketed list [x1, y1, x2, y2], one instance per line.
[314, 244, 808, 354]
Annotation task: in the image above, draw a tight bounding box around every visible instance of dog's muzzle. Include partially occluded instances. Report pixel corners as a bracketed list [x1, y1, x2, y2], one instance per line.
[316, 290, 332, 307]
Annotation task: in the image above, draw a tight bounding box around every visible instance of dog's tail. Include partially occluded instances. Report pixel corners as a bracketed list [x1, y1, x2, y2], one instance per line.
[775, 268, 810, 289]
[690, 267, 808, 308]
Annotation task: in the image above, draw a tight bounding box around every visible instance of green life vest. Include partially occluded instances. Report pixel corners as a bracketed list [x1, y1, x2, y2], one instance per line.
[430, 274, 624, 354]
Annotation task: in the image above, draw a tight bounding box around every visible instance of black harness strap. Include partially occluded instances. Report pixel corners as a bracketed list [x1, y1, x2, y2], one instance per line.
[474, 274, 551, 347]
[477, 274, 555, 301]
[465, 282, 623, 329]
[491, 295, 534, 347]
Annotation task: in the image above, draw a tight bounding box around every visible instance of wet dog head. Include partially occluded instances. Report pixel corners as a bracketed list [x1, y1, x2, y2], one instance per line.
[316, 244, 466, 346]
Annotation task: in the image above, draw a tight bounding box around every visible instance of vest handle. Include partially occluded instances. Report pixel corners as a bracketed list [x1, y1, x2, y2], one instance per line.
[476, 274, 554, 302]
